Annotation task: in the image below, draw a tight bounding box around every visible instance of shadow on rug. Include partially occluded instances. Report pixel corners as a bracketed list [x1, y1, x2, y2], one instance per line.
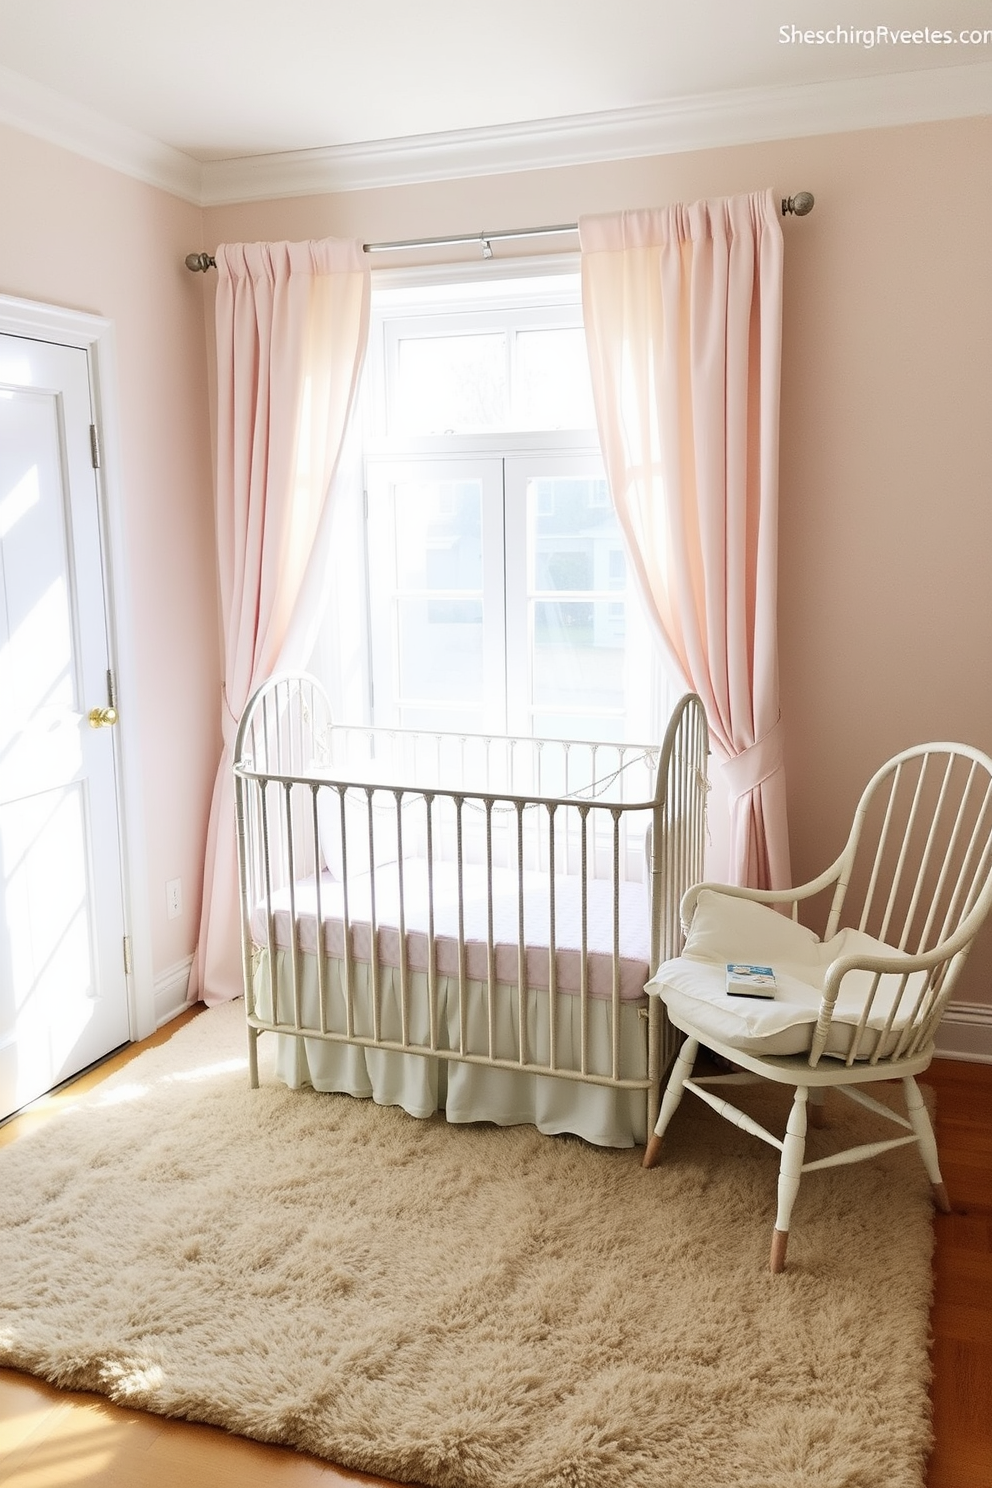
[0, 1001, 934, 1488]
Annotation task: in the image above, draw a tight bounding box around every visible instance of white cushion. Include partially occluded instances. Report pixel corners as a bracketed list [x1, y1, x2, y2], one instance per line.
[648, 889, 929, 1059]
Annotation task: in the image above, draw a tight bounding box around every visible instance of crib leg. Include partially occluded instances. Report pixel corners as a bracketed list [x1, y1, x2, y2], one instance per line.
[247, 1024, 260, 1089]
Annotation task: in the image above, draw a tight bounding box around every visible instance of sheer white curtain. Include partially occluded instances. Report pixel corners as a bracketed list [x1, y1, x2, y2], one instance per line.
[192, 238, 370, 1005]
[580, 190, 790, 889]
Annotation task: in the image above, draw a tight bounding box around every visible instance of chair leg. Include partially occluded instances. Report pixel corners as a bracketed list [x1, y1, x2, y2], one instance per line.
[808, 1086, 827, 1128]
[770, 1087, 808, 1273]
[904, 1076, 952, 1213]
[643, 1037, 698, 1169]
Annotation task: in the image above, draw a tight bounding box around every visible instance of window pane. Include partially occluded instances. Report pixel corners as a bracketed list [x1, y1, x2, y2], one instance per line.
[514, 328, 597, 429]
[532, 600, 626, 711]
[526, 475, 630, 728]
[529, 478, 619, 591]
[396, 598, 484, 702]
[394, 334, 507, 434]
[394, 480, 482, 591]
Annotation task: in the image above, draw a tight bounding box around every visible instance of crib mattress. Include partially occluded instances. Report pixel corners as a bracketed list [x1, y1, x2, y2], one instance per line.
[250, 858, 651, 1002]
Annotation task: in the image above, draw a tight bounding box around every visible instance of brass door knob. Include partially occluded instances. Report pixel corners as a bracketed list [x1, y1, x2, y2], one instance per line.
[88, 706, 119, 728]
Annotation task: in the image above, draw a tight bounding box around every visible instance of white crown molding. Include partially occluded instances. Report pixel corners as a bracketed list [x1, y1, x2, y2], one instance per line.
[2, 58, 991, 208]
[0, 62, 202, 202]
[198, 60, 992, 204]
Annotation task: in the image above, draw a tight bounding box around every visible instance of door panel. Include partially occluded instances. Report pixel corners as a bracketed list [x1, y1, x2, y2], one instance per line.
[0, 334, 129, 1119]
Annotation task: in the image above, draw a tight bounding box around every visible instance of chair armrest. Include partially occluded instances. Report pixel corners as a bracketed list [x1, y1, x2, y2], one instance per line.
[820, 933, 972, 1004]
[821, 947, 929, 998]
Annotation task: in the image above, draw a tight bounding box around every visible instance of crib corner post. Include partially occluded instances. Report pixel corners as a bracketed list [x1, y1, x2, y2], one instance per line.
[247, 1024, 260, 1089]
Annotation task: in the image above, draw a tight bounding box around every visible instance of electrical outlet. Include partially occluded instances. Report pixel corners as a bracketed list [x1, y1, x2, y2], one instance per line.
[166, 878, 183, 920]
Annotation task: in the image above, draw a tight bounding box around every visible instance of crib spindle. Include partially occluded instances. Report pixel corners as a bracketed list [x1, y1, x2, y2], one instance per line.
[485, 798, 497, 1063]
[338, 786, 356, 1041]
[455, 795, 468, 1057]
[395, 789, 409, 1049]
[547, 804, 558, 1073]
[579, 804, 590, 1077]
[515, 800, 527, 1067]
[424, 792, 440, 1053]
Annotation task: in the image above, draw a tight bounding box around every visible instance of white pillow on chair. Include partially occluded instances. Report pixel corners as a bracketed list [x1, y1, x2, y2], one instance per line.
[651, 889, 928, 1059]
[682, 889, 824, 975]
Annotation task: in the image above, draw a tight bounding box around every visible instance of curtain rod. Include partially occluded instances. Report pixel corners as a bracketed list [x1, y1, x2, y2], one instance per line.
[184, 192, 814, 271]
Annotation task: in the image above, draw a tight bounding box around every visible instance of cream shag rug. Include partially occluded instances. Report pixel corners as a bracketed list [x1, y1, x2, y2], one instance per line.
[0, 1002, 935, 1488]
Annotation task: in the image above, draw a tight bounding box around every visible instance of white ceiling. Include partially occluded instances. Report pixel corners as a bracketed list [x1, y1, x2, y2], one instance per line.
[0, 0, 990, 202]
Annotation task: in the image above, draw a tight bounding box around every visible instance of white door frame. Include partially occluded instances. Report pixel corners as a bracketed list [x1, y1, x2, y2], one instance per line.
[0, 292, 155, 1041]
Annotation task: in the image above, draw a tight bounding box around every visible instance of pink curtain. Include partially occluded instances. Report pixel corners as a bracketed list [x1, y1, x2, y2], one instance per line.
[580, 190, 790, 889]
[192, 238, 370, 1005]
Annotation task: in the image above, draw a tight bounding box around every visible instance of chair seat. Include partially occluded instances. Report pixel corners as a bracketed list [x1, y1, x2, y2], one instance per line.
[649, 956, 922, 1059]
[646, 890, 929, 1059]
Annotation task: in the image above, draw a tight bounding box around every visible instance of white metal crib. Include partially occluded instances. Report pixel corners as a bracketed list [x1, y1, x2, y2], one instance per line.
[234, 674, 709, 1146]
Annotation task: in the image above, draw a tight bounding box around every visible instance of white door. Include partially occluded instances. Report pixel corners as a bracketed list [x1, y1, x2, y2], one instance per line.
[0, 333, 130, 1120]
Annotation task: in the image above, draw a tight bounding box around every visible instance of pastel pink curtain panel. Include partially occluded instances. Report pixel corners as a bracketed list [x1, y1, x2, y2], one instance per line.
[193, 238, 370, 1004]
[580, 190, 790, 889]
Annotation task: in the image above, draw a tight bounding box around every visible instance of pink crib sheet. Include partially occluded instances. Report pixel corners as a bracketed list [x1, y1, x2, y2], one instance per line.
[250, 859, 650, 1001]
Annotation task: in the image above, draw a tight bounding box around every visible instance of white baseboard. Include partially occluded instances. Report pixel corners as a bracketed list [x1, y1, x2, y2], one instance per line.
[934, 1001, 992, 1064]
[153, 956, 194, 1029]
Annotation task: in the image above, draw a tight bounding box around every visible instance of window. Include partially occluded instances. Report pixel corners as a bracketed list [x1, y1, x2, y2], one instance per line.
[346, 267, 674, 745]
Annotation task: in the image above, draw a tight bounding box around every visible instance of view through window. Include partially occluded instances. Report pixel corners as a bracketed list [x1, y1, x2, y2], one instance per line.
[358, 267, 674, 745]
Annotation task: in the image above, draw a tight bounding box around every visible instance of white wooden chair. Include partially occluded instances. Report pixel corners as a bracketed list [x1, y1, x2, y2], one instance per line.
[644, 743, 992, 1272]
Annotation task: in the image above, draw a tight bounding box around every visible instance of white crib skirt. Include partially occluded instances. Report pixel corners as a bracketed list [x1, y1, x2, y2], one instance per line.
[252, 950, 649, 1147]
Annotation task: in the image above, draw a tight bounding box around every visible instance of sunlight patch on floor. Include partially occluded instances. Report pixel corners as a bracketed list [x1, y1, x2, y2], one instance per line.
[167, 1057, 248, 1083]
[98, 1358, 165, 1397]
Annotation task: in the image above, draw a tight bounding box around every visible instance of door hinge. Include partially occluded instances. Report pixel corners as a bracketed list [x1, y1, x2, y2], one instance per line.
[123, 936, 132, 975]
[89, 423, 102, 469]
[107, 669, 118, 710]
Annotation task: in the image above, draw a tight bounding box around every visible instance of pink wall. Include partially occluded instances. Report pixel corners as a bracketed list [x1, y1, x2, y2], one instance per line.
[207, 115, 992, 1006]
[2, 109, 987, 1012]
[0, 123, 221, 984]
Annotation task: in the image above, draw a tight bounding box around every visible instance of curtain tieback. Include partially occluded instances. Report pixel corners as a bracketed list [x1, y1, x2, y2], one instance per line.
[721, 717, 785, 801]
[220, 683, 243, 751]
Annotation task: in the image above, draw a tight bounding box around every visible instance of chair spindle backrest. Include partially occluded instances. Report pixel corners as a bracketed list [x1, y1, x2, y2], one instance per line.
[811, 744, 992, 1067]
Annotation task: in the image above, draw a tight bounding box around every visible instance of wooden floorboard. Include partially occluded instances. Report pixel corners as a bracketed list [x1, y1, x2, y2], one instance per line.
[1, 1013, 989, 1487]
[926, 1056, 992, 1488]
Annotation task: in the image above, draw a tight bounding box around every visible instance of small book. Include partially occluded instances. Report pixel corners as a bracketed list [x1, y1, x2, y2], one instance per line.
[726, 963, 777, 998]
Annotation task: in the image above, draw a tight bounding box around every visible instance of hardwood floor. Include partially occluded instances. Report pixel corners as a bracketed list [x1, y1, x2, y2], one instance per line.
[924, 1057, 992, 1488]
[1, 1013, 989, 1488]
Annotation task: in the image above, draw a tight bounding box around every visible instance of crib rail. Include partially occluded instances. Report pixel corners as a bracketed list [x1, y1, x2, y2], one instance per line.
[234, 674, 708, 1139]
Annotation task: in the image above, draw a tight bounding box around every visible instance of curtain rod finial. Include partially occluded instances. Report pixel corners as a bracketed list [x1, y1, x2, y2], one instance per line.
[782, 192, 814, 217]
[185, 252, 216, 272]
